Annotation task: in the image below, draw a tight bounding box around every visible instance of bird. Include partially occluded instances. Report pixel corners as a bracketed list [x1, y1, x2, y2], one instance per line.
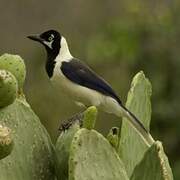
[27, 29, 154, 146]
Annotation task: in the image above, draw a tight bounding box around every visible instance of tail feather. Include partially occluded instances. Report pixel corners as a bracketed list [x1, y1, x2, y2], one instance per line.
[120, 104, 155, 147]
[99, 95, 154, 146]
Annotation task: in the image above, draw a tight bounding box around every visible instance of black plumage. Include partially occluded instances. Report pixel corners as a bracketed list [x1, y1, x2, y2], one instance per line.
[61, 58, 122, 105]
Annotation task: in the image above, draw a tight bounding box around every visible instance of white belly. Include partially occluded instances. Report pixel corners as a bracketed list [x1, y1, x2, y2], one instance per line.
[51, 61, 123, 117]
[51, 66, 104, 107]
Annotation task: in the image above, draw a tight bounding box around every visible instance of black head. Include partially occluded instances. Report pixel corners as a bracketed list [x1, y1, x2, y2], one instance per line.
[28, 30, 61, 77]
[28, 30, 61, 54]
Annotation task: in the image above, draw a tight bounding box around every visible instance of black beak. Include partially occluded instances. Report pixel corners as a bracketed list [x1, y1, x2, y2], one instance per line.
[27, 35, 43, 43]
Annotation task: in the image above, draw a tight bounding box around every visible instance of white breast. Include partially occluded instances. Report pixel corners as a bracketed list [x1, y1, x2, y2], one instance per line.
[50, 36, 121, 114]
[49, 36, 104, 107]
[51, 61, 104, 107]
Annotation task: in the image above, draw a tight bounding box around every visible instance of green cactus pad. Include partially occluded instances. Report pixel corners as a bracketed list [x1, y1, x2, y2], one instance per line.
[55, 122, 80, 180]
[107, 127, 119, 150]
[69, 128, 129, 180]
[0, 54, 26, 90]
[82, 106, 97, 130]
[0, 70, 18, 108]
[118, 71, 153, 177]
[0, 124, 14, 160]
[0, 99, 55, 180]
[131, 141, 173, 180]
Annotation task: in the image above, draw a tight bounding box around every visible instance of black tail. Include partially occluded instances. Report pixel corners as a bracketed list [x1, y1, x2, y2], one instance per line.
[120, 104, 155, 146]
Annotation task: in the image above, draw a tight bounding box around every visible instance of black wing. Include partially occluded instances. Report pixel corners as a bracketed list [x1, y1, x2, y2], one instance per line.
[60, 58, 122, 104]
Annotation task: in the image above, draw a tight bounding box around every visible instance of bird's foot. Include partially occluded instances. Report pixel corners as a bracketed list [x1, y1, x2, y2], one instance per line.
[59, 110, 85, 132]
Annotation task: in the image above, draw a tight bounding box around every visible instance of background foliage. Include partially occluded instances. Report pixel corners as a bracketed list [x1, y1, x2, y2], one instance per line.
[0, 0, 179, 178]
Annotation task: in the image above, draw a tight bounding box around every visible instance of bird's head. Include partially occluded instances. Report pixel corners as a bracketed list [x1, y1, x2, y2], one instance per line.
[27, 30, 61, 56]
[28, 29, 72, 77]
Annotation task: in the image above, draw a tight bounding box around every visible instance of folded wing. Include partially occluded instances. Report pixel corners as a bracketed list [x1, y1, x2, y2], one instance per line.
[60, 58, 122, 104]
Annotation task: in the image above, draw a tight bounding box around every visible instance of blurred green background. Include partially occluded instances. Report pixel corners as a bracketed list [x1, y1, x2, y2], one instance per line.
[0, 0, 180, 178]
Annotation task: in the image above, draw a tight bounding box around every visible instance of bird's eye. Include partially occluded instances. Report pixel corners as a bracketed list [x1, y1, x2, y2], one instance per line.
[48, 34, 54, 41]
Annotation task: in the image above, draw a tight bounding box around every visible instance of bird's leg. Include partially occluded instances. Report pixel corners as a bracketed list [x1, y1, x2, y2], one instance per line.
[59, 108, 86, 132]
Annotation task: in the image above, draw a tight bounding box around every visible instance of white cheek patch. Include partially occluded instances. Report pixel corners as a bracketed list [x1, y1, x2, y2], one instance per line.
[43, 40, 53, 49]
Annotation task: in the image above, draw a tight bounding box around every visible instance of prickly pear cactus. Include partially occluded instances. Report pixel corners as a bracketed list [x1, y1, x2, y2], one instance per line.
[0, 70, 17, 107]
[0, 124, 13, 160]
[69, 128, 128, 180]
[118, 71, 173, 180]
[118, 71, 153, 176]
[0, 54, 55, 180]
[82, 106, 97, 130]
[55, 122, 80, 180]
[55, 107, 129, 180]
[0, 53, 174, 180]
[0, 99, 55, 180]
[55, 107, 97, 180]
[107, 127, 119, 151]
[131, 141, 173, 180]
[0, 54, 26, 91]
